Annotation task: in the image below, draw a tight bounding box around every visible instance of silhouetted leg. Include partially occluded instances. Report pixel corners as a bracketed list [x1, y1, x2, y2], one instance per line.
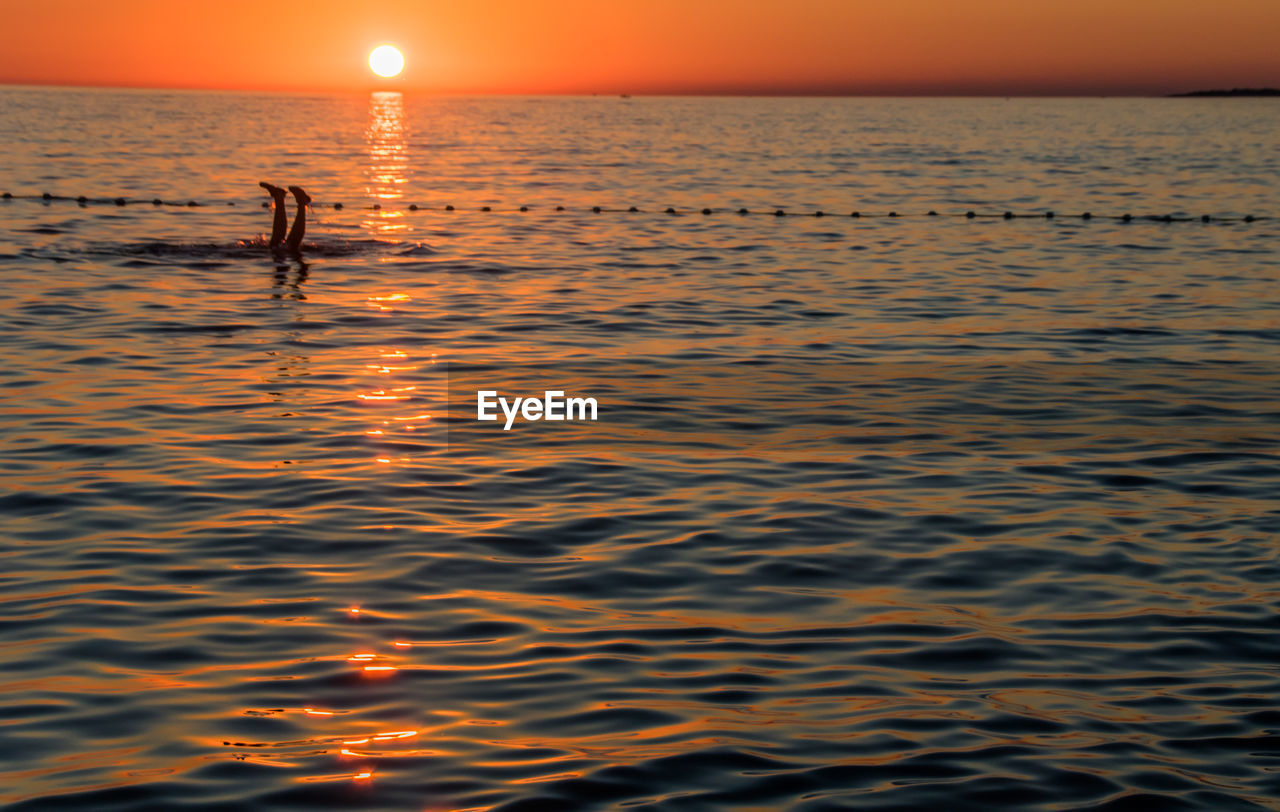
[285, 186, 311, 251]
[260, 182, 287, 247]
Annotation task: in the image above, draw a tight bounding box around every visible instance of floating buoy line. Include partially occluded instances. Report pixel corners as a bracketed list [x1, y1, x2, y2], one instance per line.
[2, 192, 1268, 224]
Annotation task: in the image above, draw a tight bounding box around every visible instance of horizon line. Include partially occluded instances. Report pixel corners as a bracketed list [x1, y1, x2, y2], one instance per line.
[3, 79, 1262, 98]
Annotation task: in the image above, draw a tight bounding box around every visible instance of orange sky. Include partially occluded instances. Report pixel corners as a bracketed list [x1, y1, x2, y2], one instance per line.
[1, 0, 1278, 95]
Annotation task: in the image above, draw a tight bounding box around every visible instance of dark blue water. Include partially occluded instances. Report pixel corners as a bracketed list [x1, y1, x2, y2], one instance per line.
[1, 89, 1279, 811]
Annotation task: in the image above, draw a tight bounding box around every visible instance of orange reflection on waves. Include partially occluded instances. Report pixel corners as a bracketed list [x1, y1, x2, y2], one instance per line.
[367, 93, 407, 197]
[367, 293, 412, 312]
[363, 92, 409, 236]
[366, 364, 419, 372]
[357, 338, 445, 470]
[297, 770, 373, 783]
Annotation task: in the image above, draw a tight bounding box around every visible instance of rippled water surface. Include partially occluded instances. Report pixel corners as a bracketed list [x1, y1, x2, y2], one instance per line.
[2, 89, 1280, 811]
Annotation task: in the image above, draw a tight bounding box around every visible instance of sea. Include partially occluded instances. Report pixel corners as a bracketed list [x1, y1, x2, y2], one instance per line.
[1, 88, 1279, 811]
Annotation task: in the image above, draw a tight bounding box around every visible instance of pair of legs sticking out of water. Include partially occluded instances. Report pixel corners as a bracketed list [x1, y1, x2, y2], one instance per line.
[259, 183, 311, 252]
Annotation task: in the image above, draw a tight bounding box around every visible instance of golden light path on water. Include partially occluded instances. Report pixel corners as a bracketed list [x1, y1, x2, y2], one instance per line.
[201, 92, 445, 787]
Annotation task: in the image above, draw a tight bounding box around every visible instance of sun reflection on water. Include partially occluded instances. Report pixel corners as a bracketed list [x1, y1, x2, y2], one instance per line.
[363, 92, 410, 236]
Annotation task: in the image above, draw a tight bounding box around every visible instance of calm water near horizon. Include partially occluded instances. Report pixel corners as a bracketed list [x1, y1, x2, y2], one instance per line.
[2, 88, 1279, 811]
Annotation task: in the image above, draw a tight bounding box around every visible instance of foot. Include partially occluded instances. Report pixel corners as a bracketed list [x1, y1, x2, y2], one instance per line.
[288, 186, 312, 207]
[257, 183, 285, 204]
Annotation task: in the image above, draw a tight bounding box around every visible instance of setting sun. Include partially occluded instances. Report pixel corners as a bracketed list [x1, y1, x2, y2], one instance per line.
[368, 45, 404, 78]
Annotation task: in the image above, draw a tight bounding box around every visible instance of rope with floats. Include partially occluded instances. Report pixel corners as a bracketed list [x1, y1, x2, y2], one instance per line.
[2, 192, 1268, 224]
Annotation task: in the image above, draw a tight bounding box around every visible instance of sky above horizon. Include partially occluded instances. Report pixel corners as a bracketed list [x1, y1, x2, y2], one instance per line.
[2, 0, 1279, 96]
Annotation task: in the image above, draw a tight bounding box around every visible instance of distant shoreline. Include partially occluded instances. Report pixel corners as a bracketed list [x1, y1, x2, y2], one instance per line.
[1168, 88, 1280, 97]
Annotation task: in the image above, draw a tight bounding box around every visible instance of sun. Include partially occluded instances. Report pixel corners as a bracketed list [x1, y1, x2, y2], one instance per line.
[369, 45, 405, 78]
